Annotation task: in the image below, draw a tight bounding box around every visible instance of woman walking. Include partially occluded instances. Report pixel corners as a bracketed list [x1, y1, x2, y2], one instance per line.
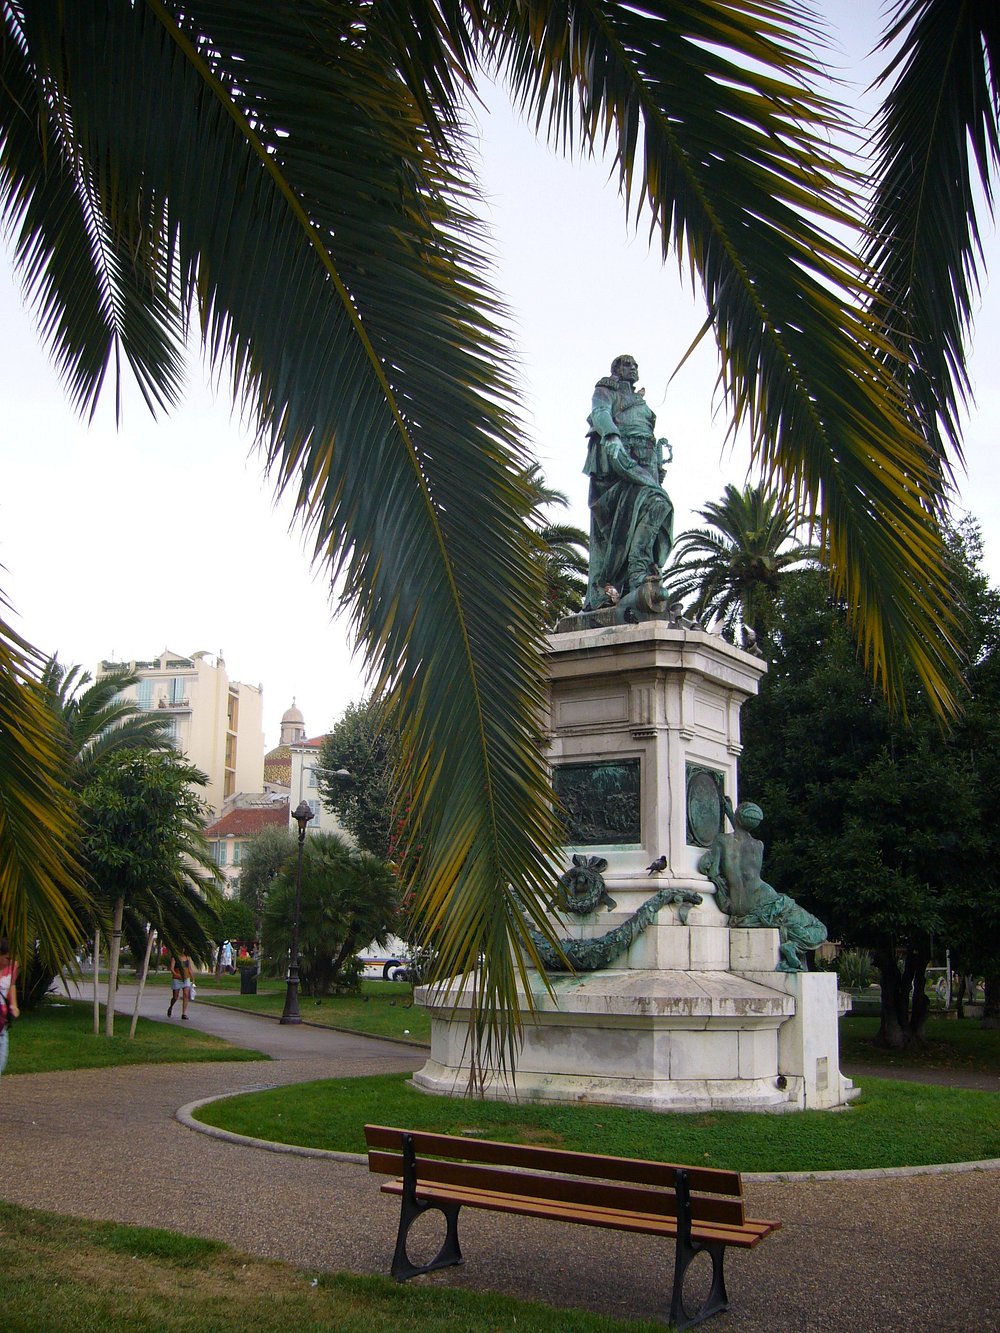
[167, 951, 194, 1020]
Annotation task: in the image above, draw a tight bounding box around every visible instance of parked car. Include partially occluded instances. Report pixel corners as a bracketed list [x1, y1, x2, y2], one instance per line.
[358, 935, 411, 981]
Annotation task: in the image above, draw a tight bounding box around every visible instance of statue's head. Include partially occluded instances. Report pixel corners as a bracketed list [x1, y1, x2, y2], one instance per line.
[611, 354, 638, 384]
[735, 801, 763, 830]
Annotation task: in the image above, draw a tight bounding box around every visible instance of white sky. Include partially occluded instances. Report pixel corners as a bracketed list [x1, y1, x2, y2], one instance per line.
[2, 4, 998, 749]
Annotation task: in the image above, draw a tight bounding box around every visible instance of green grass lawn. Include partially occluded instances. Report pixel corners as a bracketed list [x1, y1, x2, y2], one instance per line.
[130, 968, 265, 990]
[194, 1068, 1000, 1173]
[205, 978, 431, 1042]
[4, 998, 268, 1074]
[840, 1015, 1000, 1076]
[0, 1201, 661, 1333]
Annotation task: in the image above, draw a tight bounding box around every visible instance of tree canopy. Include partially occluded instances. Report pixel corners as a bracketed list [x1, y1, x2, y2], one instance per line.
[739, 522, 1000, 1046]
[318, 698, 398, 861]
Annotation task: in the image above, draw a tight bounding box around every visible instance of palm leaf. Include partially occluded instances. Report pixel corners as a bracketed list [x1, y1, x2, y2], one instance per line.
[486, 0, 961, 714]
[0, 592, 86, 964]
[0, 1, 563, 1070]
[39, 659, 174, 784]
[865, 0, 1000, 471]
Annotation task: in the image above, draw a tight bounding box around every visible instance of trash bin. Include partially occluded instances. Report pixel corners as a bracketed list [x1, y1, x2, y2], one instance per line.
[239, 964, 258, 995]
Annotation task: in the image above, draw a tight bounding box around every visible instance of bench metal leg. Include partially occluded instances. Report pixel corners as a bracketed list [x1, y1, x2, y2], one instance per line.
[390, 1133, 465, 1282]
[668, 1169, 730, 1329]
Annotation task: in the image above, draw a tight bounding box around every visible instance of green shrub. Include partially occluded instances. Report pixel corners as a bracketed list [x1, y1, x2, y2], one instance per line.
[836, 947, 874, 989]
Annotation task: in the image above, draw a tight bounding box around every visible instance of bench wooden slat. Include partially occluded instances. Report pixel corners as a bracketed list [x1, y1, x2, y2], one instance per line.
[369, 1150, 747, 1228]
[365, 1124, 741, 1196]
[379, 1178, 780, 1249]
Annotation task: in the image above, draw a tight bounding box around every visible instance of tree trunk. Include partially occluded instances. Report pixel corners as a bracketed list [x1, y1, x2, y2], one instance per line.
[92, 927, 101, 1036]
[982, 971, 1000, 1029]
[955, 973, 969, 1020]
[904, 943, 931, 1044]
[129, 926, 157, 1040]
[875, 949, 907, 1048]
[104, 897, 124, 1038]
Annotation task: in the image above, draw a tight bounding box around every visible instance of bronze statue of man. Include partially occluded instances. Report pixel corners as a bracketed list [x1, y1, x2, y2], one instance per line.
[698, 798, 827, 972]
[583, 354, 674, 611]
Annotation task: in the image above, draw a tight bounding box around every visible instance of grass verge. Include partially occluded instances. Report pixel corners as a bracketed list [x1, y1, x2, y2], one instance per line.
[840, 1016, 1000, 1076]
[0, 1201, 661, 1332]
[206, 979, 430, 1043]
[194, 1070, 1000, 1173]
[4, 999, 267, 1075]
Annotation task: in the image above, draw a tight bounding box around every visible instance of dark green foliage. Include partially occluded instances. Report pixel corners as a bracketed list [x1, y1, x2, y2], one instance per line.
[216, 898, 255, 951]
[740, 521, 1000, 1048]
[261, 833, 399, 995]
[317, 699, 398, 860]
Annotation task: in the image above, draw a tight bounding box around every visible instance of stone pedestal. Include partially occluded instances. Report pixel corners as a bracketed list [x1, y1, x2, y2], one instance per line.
[413, 622, 855, 1112]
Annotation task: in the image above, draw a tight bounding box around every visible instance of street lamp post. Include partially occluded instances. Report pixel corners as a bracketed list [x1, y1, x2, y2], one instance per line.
[280, 800, 315, 1025]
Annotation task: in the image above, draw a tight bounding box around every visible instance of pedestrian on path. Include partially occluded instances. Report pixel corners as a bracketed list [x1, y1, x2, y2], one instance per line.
[0, 936, 20, 1077]
[167, 952, 194, 1020]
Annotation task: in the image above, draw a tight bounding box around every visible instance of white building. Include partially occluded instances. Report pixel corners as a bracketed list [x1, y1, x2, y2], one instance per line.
[290, 734, 350, 839]
[99, 648, 265, 814]
[204, 796, 290, 891]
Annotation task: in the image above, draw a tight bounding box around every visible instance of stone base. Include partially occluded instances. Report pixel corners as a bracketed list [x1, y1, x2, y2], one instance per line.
[413, 928, 856, 1114]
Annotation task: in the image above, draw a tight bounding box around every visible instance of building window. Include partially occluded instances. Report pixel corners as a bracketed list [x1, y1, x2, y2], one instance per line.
[212, 841, 226, 866]
[136, 679, 153, 710]
[169, 676, 186, 705]
[307, 765, 318, 787]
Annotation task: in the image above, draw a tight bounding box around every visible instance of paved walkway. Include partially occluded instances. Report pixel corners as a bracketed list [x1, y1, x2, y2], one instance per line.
[3, 985, 998, 1330]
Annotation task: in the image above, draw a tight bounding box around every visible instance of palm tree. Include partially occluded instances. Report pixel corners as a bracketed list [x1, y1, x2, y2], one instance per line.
[39, 659, 173, 787]
[1, 2, 992, 1067]
[667, 485, 821, 649]
[523, 465, 589, 628]
[18, 658, 187, 1010]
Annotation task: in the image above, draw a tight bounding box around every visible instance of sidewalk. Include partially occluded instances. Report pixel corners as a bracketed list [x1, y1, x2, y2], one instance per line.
[3, 987, 998, 1330]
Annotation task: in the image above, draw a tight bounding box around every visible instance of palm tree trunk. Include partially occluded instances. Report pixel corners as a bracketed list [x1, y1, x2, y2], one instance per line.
[129, 925, 156, 1040]
[104, 897, 124, 1038]
[92, 927, 101, 1036]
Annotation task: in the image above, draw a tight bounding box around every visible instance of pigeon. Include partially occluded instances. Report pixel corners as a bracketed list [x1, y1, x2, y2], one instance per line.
[645, 855, 668, 874]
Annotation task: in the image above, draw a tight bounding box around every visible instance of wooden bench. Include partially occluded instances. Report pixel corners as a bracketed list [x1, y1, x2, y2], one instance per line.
[364, 1124, 781, 1329]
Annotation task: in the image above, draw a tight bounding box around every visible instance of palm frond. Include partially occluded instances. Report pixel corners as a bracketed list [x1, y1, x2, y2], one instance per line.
[667, 483, 821, 639]
[38, 658, 173, 784]
[1, 1, 563, 1070]
[488, 0, 961, 714]
[865, 0, 1000, 470]
[0, 592, 86, 964]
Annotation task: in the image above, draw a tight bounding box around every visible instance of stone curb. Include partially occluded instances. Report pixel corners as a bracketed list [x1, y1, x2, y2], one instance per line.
[177, 1091, 1000, 1182]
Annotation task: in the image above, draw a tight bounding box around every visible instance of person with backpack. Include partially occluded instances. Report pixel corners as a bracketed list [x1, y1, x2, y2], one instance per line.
[0, 937, 20, 1078]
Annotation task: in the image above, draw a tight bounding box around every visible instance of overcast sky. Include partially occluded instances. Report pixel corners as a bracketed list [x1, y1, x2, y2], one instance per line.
[2, 3, 997, 749]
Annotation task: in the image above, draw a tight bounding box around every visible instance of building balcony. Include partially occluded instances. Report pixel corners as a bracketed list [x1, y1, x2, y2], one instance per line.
[156, 697, 191, 711]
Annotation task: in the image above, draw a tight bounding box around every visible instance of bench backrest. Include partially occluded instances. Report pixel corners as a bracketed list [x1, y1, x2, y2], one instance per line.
[364, 1124, 746, 1228]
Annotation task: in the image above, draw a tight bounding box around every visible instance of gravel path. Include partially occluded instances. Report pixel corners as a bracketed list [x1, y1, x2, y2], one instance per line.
[2, 986, 998, 1331]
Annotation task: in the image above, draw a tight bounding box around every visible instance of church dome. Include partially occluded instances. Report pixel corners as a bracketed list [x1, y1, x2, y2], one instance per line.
[282, 700, 304, 726]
